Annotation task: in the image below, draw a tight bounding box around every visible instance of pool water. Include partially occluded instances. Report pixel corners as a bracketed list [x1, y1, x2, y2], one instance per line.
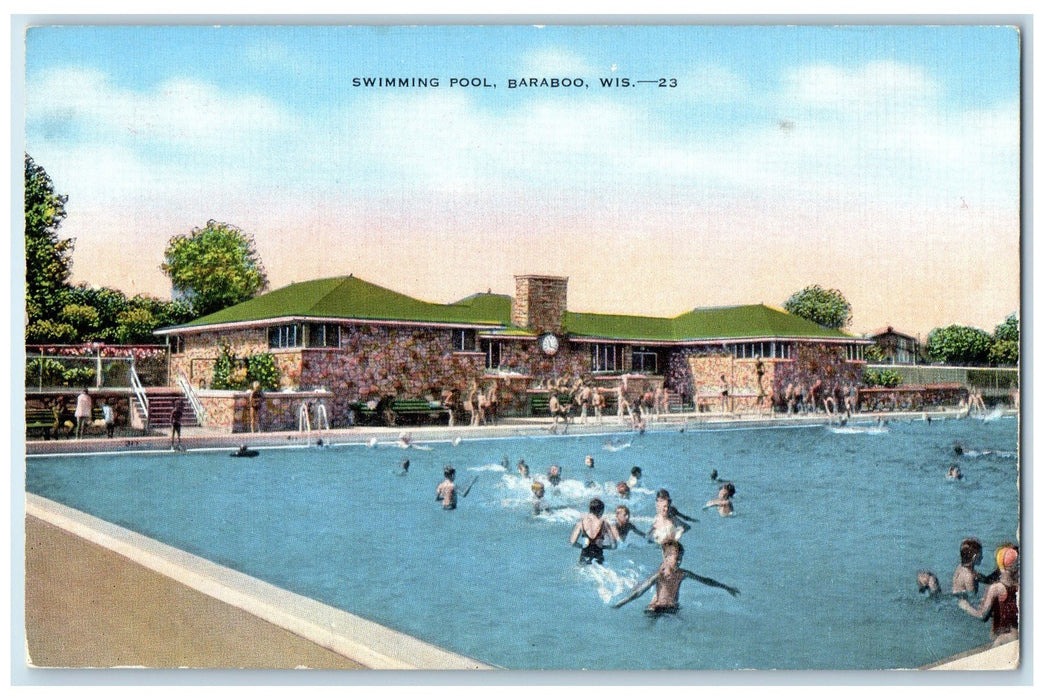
[26, 416, 1019, 670]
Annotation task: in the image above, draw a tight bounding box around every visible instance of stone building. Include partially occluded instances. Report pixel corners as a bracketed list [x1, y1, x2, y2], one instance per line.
[156, 273, 871, 430]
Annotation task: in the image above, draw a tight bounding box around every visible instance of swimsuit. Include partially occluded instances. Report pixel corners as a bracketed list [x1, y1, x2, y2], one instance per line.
[991, 583, 1018, 635]
[578, 519, 606, 564]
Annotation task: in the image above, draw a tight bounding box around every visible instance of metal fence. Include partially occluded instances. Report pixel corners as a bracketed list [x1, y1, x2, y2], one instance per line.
[24, 346, 169, 392]
[866, 364, 1018, 392]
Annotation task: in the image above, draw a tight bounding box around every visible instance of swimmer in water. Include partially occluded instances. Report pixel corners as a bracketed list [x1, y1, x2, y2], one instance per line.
[400, 459, 410, 475]
[569, 498, 618, 565]
[435, 466, 457, 510]
[584, 455, 597, 487]
[616, 481, 631, 499]
[703, 482, 736, 516]
[952, 538, 987, 596]
[958, 545, 1020, 644]
[648, 489, 696, 543]
[611, 505, 646, 542]
[613, 540, 739, 613]
[627, 466, 642, 489]
[547, 464, 562, 487]
[953, 442, 964, 457]
[946, 464, 963, 480]
[398, 431, 413, 448]
[230, 444, 258, 458]
[531, 481, 565, 515]
[517, 459, 530, 478]
[917, 570, 941, 595]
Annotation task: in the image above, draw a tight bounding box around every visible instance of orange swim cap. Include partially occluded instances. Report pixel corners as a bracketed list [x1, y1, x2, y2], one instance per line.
[995, 546, 1018, 570]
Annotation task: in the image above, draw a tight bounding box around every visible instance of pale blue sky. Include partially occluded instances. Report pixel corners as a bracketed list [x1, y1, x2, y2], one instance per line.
[23, 23, 1022, 336]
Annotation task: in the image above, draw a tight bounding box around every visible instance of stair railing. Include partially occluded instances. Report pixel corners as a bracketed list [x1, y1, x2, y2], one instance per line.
[176, 372, 207, 425]
[129, 364, 149, 427]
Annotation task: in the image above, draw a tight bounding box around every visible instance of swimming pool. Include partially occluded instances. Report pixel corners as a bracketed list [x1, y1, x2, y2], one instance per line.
[26, 415, 1019, 670]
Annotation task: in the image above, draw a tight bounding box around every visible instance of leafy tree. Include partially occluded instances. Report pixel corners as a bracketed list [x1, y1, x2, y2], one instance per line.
[989, 339, 1019, 367]
[162, 220, 268, 316]
[24, 154, 73, 323]
[925, 325, 992, 365]
[988, 313, 1019, 367]
[994, 313, 1019, 343]
[25, 318, 77, 344]
[783, 285, 852, 330]
[114, 307, 159, 344]
[58, 303, 100, 338]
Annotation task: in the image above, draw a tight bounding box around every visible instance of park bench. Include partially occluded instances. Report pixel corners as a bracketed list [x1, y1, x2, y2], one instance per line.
[529, 392, 574, 418]
[25, 405, 106, 438]
[348, 398, 450, 427]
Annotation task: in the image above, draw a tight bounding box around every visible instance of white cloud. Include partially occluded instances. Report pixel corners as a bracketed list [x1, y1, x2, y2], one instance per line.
[28, 66, 294, 154]
[782, 60, 938, 109]
[683, 64, 754, 104]
[517, 47, 598, 77]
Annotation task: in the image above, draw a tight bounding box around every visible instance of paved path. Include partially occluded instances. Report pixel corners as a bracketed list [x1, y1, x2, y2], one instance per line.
[24, 515, 365, 669]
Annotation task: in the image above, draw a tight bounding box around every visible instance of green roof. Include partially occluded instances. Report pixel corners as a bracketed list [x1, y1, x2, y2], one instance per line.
[164, 275, 857, 342]
[178, 276, 509, 328]
[670, 304, 854, 340]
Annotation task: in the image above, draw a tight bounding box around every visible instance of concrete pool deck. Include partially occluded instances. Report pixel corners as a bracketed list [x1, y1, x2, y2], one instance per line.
[20, 408, 1020, 672]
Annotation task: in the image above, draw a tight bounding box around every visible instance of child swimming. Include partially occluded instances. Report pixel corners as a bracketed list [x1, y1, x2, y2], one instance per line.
[614, 540, 739, 613]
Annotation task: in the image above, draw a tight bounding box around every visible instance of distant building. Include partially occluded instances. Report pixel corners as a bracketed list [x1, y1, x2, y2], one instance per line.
[155, 273, 871, 429]
[867, 326, 922, 364]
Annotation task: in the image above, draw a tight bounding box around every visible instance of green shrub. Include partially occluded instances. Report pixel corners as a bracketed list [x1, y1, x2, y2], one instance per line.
[210, 345, 238, 390]
[245, 353, 280, 391]
[25, 357, 67, 387]
[863, 368, 901, 387]
[62, 365, 96, 387]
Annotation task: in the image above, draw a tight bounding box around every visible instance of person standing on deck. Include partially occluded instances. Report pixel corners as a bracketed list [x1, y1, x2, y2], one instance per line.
[102, 399, 115, 438]
[74, 387, 92, 439]
[170, 402, 183, 450]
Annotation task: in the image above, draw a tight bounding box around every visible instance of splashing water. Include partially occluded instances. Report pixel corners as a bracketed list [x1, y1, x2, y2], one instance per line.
[576, 561, 647, 603]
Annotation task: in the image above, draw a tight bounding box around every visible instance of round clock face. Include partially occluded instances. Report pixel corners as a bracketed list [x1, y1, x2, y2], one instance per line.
[540, 333, 559, 356]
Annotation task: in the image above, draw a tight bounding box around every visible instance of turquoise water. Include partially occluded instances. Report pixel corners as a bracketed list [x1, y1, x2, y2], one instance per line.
[26, 415, 1019, 670]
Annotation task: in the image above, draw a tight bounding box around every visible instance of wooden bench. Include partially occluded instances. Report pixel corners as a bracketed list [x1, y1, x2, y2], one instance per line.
[529, 393, 574, 418]
[348, 399, 450, 427]
[26, 406, 106, 438]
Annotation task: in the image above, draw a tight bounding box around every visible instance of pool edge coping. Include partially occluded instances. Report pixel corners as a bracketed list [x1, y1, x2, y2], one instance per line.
[25, 493, 495, 671]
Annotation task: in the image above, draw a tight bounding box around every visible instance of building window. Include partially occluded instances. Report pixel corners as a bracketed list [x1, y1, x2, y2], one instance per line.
[452, 329, 477, 352]
[170, 336, 185, 354]
[482, 340, 503, 370]
[631, 347, 660, 374]
[591, 343, 620, 372]
[307, 323, 340, 348]
[268, 324, 301, 349]
[846, 344, 865, 362]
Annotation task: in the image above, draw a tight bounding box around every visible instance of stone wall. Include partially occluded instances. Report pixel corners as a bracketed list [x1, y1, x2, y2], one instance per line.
[170, 328, 268, 389]
[772, 343, 863, 411]
[511, 275, 568, 334]
[197, 389, 331, 433]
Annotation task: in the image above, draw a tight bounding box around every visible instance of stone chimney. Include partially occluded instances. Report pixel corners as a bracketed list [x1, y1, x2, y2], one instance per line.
[512, 275, 568, 333]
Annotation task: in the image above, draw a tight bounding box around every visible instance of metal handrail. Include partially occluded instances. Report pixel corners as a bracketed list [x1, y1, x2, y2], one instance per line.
[176, 372, 207, 424]
[129, 364, 149, 425]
